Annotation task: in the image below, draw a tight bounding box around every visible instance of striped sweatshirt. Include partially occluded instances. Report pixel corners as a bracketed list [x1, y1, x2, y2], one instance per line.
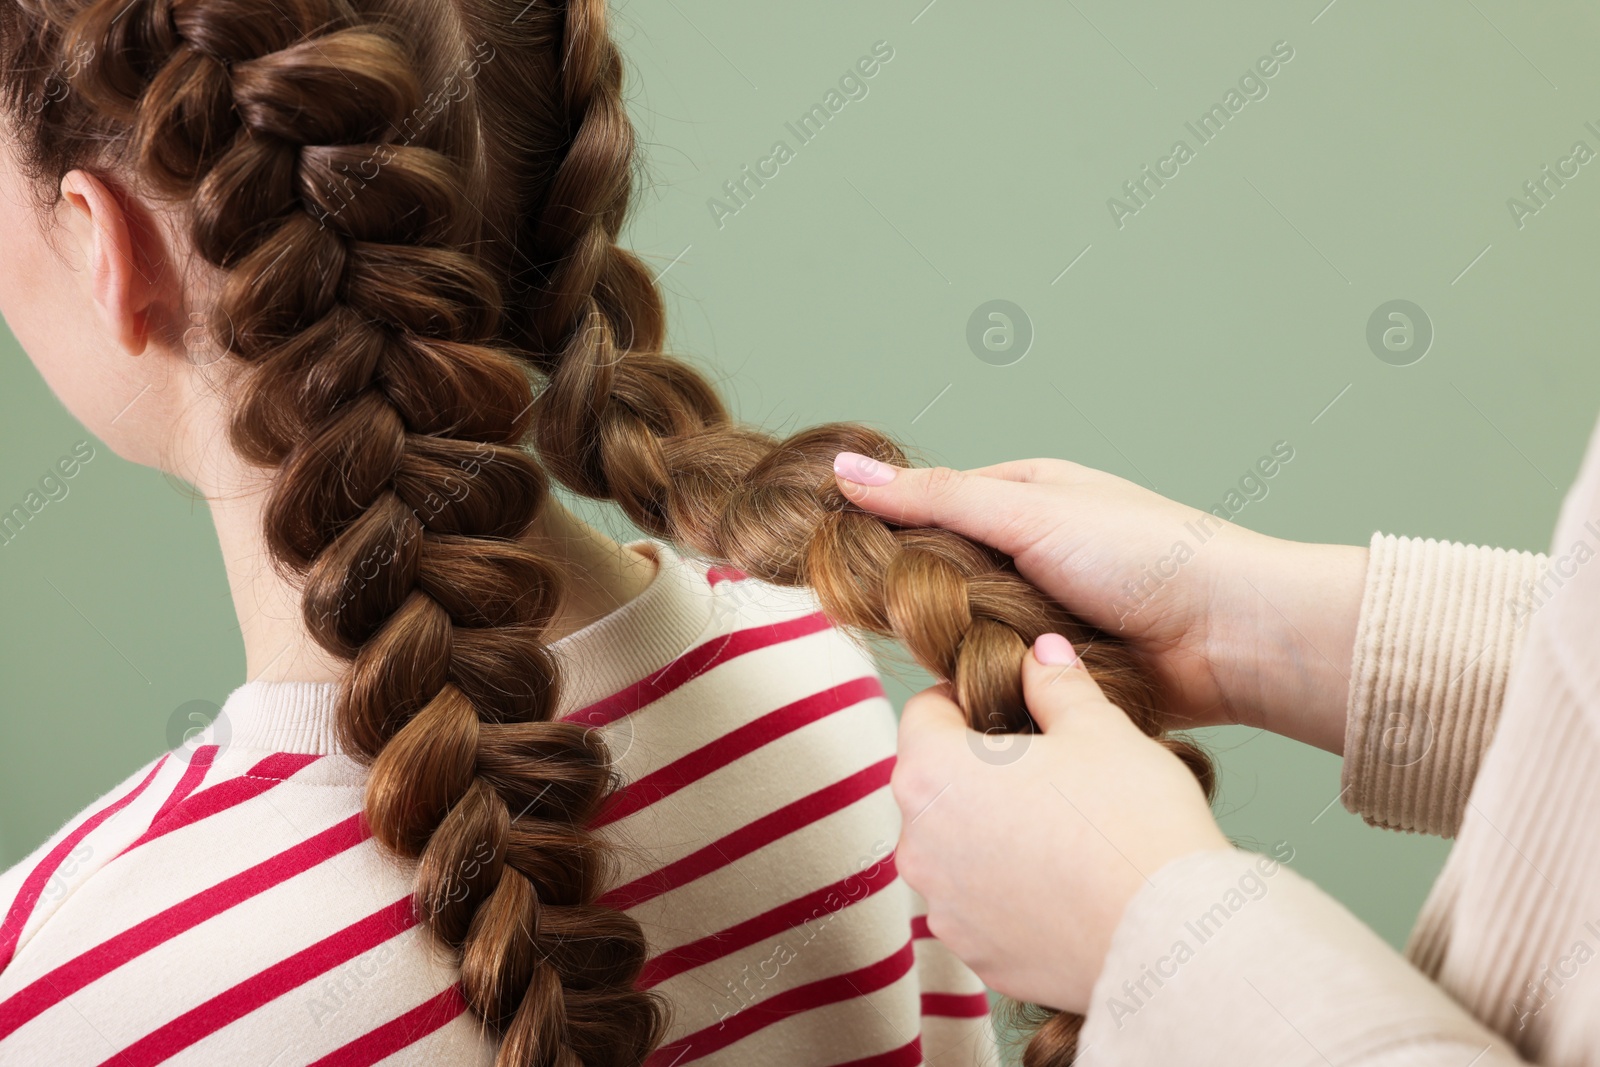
[0, 541, 998, 1067]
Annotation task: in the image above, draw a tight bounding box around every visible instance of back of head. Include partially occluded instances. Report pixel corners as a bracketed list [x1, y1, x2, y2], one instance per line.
[0, 1, 1213, 1063]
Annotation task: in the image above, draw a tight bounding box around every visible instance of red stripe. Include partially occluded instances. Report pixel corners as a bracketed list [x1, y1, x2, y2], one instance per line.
[308, 986, 469, 1067]
[600, 757, 895, 912]
[0, 813, 370, 1039]
[0, 757, 169, 973]
[641, 850, 899, 988]
[241, 752, 326, 782]
[645, 938, 917, 1065]
[148, 747, 217, 826]
[921, 991, 991, 1018]
[705, 565, 750, 586]
[826, 1035, 924, 1067]
[594, 676, 886, 829]
[910, 916, 932, 940]
[563, 612, 835, 729]
[116, 753, 322, 858]
[97, 897, 417, 1067]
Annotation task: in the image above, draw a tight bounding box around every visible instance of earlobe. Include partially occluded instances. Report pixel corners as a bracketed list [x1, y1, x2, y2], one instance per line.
[59, 168, 153, 358]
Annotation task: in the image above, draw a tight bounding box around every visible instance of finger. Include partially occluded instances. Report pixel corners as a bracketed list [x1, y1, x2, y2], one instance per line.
[1020, 633, 1118, 733]
[897, 683, 967, 751]
[893, 685, 966, 812]
[832, 454, 1035, 552]
[963, 457, 1068, 484]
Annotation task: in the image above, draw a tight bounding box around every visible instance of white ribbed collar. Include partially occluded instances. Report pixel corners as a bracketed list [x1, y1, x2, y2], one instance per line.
[216, 540, 718, 755]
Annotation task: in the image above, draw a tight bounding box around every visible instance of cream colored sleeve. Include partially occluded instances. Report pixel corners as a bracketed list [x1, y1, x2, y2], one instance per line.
[1340, 533, 1548, 837]
[1077, 848, 1527, 1067]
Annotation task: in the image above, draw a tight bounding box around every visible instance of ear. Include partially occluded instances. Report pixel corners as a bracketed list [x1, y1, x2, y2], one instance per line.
[59, 169, 160, 358]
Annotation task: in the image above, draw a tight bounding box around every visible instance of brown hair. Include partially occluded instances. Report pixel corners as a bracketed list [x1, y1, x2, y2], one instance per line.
[0, 0, 1213, 1063]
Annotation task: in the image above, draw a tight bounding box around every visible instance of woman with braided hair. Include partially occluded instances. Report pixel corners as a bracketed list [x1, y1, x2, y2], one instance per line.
[0, 0, 1218, 1065]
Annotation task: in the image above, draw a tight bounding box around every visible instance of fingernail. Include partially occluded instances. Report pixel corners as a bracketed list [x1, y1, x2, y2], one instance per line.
[834, 451, 896, 486]
[1033, 633, 1077, 667]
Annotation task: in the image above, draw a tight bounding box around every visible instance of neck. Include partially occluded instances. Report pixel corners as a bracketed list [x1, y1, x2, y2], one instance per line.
[205, 465, 658, 685]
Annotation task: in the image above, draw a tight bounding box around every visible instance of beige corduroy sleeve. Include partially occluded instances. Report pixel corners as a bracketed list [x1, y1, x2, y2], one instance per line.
[1075, 847, 1527, 1066]
[1076, 531, 1555, 1065]
[1340, 533, 1548, 836]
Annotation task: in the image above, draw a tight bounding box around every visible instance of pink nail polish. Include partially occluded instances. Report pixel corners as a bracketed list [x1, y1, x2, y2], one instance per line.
[1033, 633, 1077, 666]
[834, 451, 896, 486]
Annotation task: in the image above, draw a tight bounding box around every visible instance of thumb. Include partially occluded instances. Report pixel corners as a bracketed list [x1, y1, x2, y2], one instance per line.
[832, 453, 1032, 554]
[1020, 633, 1119, 733]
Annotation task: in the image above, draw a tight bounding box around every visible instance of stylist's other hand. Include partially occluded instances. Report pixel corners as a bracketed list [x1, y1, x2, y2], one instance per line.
[834, 452, 1367, 753]
[892, 633, 1229, 1015]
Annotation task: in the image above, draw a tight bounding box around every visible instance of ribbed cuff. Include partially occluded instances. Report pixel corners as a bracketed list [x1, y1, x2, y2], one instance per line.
[1341, 533, 1548, 837]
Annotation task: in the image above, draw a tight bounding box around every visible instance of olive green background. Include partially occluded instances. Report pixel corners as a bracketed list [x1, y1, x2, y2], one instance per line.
[3, 0, 1599, 978]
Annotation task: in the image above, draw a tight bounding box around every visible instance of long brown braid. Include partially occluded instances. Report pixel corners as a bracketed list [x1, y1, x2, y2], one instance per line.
[1, 0, 666, 1062]
[0, 0, 1215, 1062]
[474, 4, 1217, 1063]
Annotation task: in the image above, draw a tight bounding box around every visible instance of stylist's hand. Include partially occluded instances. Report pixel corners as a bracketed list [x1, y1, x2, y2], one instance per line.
[834, 453, 1368, 753]
[892, 632, 1229, 1014]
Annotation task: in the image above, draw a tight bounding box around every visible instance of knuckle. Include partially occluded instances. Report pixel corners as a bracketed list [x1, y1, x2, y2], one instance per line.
[897, 852, 928, 893]
[898, 693, 947, 749]
[889, 758, 912, 804]
[900, 688, 943, 721]
[1008, 456, 1072, 485]
[889, 753, 942, 811]
[923, 907, 971, 959]
[922, 465, 965, 502]
[1014, 457, 1054, 483]
[1042, 456, 1087, 482]
[889, 758, 922, 808]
